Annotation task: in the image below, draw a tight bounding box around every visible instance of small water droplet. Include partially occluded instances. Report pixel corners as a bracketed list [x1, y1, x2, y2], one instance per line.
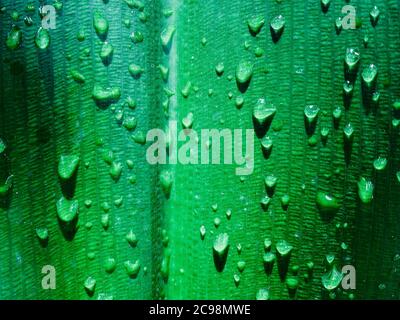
[109, 161, 123, 181]
[256, 288, 270, 300]
[160, 170, 173, 197]
[84, 277, 96, 296]
[160, 25, 176, 51]
[93, 11, 109, 38]
[104, 257, 116, 273]
[236, 61, 253, 88]
[215, 62, 224, 76]
[316, 192, 340, 215]
[100, 42, 114, 64]
[124, 260, 140, 278]
[344, 48, 361, 72]
[263, 252, 276, 274]
[129, 64, 144, 78]
[200, 225, 206, 239]
[270, 15, 285, 41]
[56, 197, 79, 225]
[253, 98, 276, 128]
[126, 230, 138, 247]
[58, 155, 80, 180]
[361, 64, 378, 87]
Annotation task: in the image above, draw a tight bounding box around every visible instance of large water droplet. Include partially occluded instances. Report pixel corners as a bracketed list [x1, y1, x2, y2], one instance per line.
[236, 61, 253, 88]
[6, 25, 22, 50]
[56, 196, 79, 225]
[316, 192, 340, 215]
[34, 27, 50, 49]
[93, 11, 109, 38]
[160, 25, 176, 51]
[362, 64, 378, 87]
[253, 98, 276, 128]
[344, 48, 360, 72]
[322, 266, 343, 291]
[270, 15, 285, 41]
[58, 155, 79, 180]
[373, 157, 387, 171]
[124, 260, 140, 278]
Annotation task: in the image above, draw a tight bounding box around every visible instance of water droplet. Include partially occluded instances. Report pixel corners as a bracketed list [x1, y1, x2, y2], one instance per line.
[362, 64, 378, 87]
[35, 227, 49, 242]
[263, 252, 276, 274]
[304, 105, 320, 126]
[214, 217, 221, 228]
[124, 260, 140, 278]
[343, 126, 354, 154]
[316, 192, 340, 215]
[254, 47, 264, 57]
[114, 196, 123, 207]
[276, 240, 293, 258]
[104, 257, 116, 273]
[343, 80, 354, 96]
[373, 157, 387, 171]
[93, 11, 109, 38]
[84, 276, 96, 296]
[56, 197, 79, 225]
[286, 277, 299, 297]
[109, 161, 122, 181]
[58, 155, 79, 180]
[333, 106, 342, 123]
[233, 274, 241, 286]
[0, 138, 6, 154]
[92, 84, 121, 105]
[225, 209, 232, 220]
[123, 116, 137, 131]
[213, 233, 229, 271]
[160, 25, 176, 51]
[357, 177, 374, 204]
[369, 6, 380, 27]
[260, 136, 273, 157]
[253, 98, 276, 127]
[237, 261, 246, 272]
[101, 214, 109, 229]
[130, 31, 144, 44]
[335, 17, 342, 33]
[397, 172, 400, 183]
[129, 64, 144, 78]
[70, 70, 86, 84]
[6, 25, 22, 50]
[270, 15, 285, 41]
[247, 16, 265, 35]
[321, 0, 331, 12]
[236, 60, 253, 86]
[215, 62, 224, 76]
[0, 175, 13, 197]
[322, 266, 343, 291]
[182, 112, 194, 129]
[200, 225, 206, 239]
[281, 194, 290, 210]
[264, 174, 278, 194]
[158, 64, 169, 82]
[256, 288, 270, 300]
[126, 230, 138, 247]
[34, 27, 50, 49]
[344, 48, 361, 72]
[181, 81, 192, 98]
[260, 195, 271, 211]
[160, 170, 173, 197]
[100, 42, 114, 63]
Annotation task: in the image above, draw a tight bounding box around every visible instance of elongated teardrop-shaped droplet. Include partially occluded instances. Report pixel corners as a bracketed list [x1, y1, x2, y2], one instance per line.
[56, 197, 79, 224]
[34, 27, 50, 49]
[160, 169, 173, 197]
[0, 138, 5, 154]
[316, 192, 340, 215]
[160, 25, 175, 51]
[124, 260, 140, 278]
[362, 64, 378, 87]
[70, 70, 86, 84]
[373, 157, 387, 171]
[6, 25, 22, 50]
[322, 266, 343, 291]
[335, 17, 342, 34]
[93, 11, 109, 37]
[58, 155, 79, 180]
[344, 48, 360, 72]
[0, 175, 13, 197]
[92, 84, 121, 104]
[236, 60, 253, 85]
[247, 16, 264, 35]
[253, 98, 276, 127]
[84, 277, 96, 296]
[213, 233, 229, 271]
[358, 177, 374, 204]
[369, 6, 380, 27]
